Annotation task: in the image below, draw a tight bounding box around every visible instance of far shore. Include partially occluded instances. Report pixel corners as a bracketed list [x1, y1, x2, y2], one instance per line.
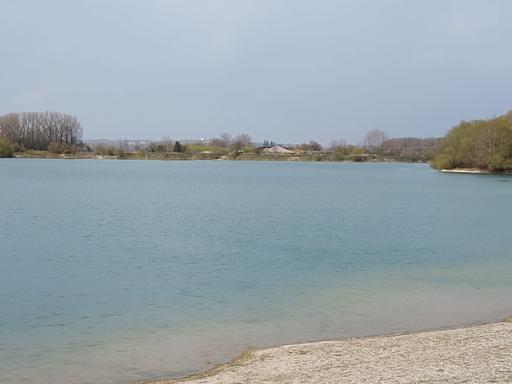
[147, 317, 512, 384]
[7, 150, 427, 164]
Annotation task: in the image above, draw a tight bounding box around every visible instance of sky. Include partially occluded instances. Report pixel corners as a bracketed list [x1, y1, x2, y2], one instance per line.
[1, 0, 512, 144]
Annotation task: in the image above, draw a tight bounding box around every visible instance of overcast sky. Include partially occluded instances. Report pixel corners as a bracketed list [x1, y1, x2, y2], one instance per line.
[1, 0, 512, 143]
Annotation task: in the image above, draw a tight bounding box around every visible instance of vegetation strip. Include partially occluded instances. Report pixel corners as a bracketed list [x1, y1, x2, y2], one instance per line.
[3, 110, 512, 173]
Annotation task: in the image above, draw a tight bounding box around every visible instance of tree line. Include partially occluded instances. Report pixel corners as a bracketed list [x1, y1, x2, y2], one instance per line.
[209, 133, 252, 150]
[432, 111, 512, 171]
[380, 137, 440, 162]
[0, 111, 84, 153]
[0, 111, 445, 162]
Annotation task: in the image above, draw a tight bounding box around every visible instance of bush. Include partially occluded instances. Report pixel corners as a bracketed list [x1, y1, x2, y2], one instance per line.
[48, 142, 75, 154]
[94, 144, 117, 156]
[328, 148, 346, 161]
[0, 137, 14, 158]
[431, 153, 454, 170]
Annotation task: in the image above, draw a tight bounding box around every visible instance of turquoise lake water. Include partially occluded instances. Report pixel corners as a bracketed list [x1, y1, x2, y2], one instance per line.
[1, 159, 511, 384]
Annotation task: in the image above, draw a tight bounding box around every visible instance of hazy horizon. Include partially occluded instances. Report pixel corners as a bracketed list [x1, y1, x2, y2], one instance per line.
[2, 0, 512, 143]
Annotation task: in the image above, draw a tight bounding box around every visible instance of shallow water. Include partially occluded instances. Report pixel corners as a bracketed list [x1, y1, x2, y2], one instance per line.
[1, 160, 511, 384]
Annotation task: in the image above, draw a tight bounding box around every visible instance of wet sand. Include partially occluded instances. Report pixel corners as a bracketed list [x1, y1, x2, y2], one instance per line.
[148, 318, 512, 384]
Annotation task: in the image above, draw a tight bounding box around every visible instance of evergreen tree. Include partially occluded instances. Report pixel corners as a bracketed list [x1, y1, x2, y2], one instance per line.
[173, 141, 184, 153]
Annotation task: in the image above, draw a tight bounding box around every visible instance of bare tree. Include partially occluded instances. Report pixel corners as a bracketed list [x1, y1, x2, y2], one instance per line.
[209, 132, 232, 148]
[297, 141, 323, 152]
[363, 129, 388, 149]
[0, 111, 83, 151]
[231, 133, 252, 150]
[329, 139, 347, 151]
[220, 132, 232, 147]
[309, 141, 323, 151]
[160, 136, 174, 152]
[118, 139, 130, 153]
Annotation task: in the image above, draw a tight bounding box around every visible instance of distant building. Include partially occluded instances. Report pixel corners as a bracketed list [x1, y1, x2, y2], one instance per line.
[262, 145, 294, 154]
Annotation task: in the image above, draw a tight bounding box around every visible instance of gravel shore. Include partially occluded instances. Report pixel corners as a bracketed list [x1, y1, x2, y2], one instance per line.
[148, 319, 512, 384]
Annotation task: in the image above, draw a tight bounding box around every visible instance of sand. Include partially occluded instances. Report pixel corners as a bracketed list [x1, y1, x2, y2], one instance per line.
[441, 168, 491, 174]
[147, 319, 512, 384]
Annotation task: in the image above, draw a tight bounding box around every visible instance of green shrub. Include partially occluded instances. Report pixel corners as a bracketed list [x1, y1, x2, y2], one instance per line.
[0, 137, 14, 158]
[48, 142, 75, 154]
[94, 144, 117, 156]
[431, 153, 454, 170]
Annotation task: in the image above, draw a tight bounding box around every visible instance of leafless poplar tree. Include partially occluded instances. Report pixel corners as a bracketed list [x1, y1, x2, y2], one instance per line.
[231, 134, 252, 150]
[0, 111, 83, 151]
[362, 129, 388, 149]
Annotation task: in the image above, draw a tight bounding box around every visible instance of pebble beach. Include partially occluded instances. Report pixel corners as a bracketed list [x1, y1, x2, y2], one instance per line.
[149, 319, 512, 384]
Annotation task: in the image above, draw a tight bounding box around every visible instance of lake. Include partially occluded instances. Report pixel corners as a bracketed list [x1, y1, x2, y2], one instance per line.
[1, 159, 511, 384]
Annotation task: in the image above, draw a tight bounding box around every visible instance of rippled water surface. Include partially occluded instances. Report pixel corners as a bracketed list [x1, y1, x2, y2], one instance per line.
[1, 160, 511, 383]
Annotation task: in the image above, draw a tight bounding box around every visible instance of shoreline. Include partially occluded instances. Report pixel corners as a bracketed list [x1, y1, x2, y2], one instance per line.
[441, 168, 512, 175]
[7, 150, 427, 164]
[5, 153, 427, 165]
[145, 316, 512, 384]
[441, 168, 491, 174]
